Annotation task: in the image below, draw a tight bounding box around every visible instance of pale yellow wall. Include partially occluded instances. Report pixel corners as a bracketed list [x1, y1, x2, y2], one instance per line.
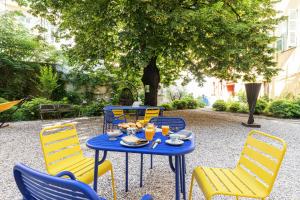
[270, 0, 300, 98]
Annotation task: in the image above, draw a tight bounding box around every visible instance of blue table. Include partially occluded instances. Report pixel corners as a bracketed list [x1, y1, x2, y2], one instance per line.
[86, 131, 195, 200]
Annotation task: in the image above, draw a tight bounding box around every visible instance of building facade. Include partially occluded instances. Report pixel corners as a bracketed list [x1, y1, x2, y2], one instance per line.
[270, 0, 300, 98]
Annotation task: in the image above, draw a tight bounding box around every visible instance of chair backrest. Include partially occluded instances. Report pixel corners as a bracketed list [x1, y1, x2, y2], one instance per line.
[14, 163, 102, 200]
[237, 130, 287, 195]
[144, 109, 160, 123]
[40, 123, 84, 174]
[112, 109, 124, 117]
[149, 117, 186, 132]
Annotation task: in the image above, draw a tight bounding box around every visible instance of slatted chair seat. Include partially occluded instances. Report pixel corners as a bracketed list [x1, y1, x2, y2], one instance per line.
[192, 167, 268, 199]
[189, 130, 287, 200]
[40, 123, 116, 200]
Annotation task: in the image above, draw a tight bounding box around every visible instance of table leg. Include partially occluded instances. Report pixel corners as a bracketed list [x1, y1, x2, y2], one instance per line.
[181, 155, 186, 200]
[125, 152, 129, 192]
[150, 155, 153, 169]
[179, 156, 183, 193]
[175, 156, 180, 200]
[140, 153, 143, 187]
[168, 156, 175, 172]
[93, 150, 99, 191]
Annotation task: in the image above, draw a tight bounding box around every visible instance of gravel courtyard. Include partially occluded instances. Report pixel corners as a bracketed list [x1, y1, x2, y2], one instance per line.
[0, 109, 299, 200]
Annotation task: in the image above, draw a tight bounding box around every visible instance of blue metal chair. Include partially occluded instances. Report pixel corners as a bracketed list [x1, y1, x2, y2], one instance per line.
[149, 117, 186, 133]
[139, 117, 186, 187]
[14, 163, 153, 200]
[103, 110, 126, 132]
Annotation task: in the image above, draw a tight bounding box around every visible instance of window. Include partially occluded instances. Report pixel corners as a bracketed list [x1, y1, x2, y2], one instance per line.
[287, 9, 298, 48]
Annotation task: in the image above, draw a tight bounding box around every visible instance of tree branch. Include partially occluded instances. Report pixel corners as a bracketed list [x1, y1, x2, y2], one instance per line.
[224, 1, 241, 21]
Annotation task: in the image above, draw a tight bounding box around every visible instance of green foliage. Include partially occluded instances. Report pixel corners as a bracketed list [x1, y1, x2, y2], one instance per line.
[38, 66, 58, 99]
[228, 102, 240, 113]
[237, 90, 247, 103]
[0, 97, 8, 103]
[172, 99, 187, 110]
[0, 12, 61, 100]
[79, 100, 107, 117]
[20, 0, 282, 105]
[238, 103, 249, 113]
[212, 100, 227, 111]
[267, 99, 300, 118]
[16, 97, 53, 120]
[255, 99, 268, 114]
[65, 91, 83, 105]
[183, 97, 199, 109]
[159, 103, 173, 111]
[198, 100, 206, 108]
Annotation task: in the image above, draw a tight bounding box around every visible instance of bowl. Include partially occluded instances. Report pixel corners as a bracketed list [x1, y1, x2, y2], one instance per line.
[107, 130, 122, 138]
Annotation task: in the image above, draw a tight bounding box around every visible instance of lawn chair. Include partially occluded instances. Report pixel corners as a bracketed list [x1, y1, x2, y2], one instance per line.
[137, 108, 160, 125]
[14, 163, 153, 200]
[0, 98, 26, 128]
[139, 117, 186, 187]
[189, 130, 287, 200]
[39, 123, 117, 200]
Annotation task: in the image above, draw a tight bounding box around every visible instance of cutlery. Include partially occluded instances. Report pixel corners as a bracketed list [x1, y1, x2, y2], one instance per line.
[152, 139, 161, 149]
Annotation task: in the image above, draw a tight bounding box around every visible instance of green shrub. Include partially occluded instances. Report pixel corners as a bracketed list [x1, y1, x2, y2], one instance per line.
[160, 103, 173, 111]
[38, 66, 58, 99]
[198, 100, 206, 108]
[184, 97, 199, 109]
[212, 100, 227, 111]
[238, 103, 249, 113]
[228, 102, 240, 112]
[172, 99, 187, 109]
[18, 97, 53, 120]
[268, 99, 300, 118]
[66, 91, 83, 105]
[0, 97, 8, 103]
[237, 90, 247, 103]
[255, 99, 268, 114]
[79, 100, 107, 116]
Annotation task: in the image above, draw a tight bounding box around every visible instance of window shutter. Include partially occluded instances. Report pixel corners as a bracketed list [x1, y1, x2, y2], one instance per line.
[288, 9, 298, 48]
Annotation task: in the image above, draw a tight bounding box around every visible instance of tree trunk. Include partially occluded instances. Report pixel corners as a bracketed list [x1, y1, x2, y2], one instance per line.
[142, 56, 160, 106]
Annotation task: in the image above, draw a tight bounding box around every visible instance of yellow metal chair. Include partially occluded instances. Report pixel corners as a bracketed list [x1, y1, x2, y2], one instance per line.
[189, 130, 287, 200]
[112, 109, 126, 119]
[138, 109, 160, 125]
[40, 123, 116, 200]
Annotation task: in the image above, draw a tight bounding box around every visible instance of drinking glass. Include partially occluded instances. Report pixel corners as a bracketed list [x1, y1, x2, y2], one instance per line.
[145, 128, 155, 141]
[162, 125, 170, 136]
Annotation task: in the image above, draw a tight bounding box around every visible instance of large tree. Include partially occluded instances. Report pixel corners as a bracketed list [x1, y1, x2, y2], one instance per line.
[19, 0, 282, 105]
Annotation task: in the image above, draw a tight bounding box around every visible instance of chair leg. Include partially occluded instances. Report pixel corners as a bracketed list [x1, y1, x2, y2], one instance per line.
[188, 172, 195, 200]
[110, 168, 117, 200]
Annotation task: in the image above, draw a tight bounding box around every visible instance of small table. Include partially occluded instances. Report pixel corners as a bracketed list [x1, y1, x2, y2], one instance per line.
[86, 132, 195, 200]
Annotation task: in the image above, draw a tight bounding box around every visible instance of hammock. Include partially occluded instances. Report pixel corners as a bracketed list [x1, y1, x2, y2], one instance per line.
[0, 99, 26, 128]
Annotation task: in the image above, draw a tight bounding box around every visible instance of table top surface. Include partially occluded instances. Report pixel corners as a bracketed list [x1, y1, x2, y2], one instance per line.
[86, 131, 195, 156]
[103, 105, 164, 111]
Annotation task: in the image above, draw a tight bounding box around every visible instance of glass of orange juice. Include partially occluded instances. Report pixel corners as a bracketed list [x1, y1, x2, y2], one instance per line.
[145, 128, 155, 141]
[162, 125, 169, 136]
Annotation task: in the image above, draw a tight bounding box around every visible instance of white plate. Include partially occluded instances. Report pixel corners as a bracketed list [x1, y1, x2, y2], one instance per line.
[165, 139, 184, 146]
[120, 140, 149, 147]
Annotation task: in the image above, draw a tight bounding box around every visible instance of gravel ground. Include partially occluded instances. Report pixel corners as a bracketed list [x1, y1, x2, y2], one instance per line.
[0, 109, 299, 200]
